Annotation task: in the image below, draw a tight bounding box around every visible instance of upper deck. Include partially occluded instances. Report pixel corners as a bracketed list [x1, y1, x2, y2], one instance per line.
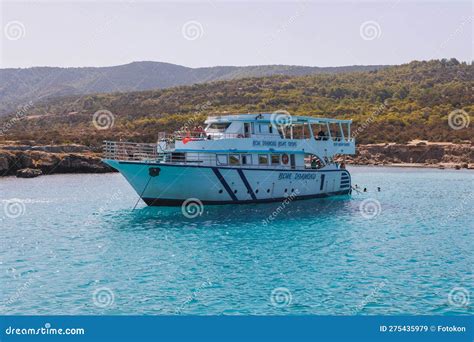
[103, 113, 356, 166]
[169, 113, 355, 157]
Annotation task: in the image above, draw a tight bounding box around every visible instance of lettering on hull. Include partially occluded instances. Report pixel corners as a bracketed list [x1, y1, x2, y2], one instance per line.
[278, 172, 317, 180]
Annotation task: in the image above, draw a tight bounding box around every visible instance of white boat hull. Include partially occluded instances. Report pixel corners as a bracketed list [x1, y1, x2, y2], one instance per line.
[104, 160, 351, 206]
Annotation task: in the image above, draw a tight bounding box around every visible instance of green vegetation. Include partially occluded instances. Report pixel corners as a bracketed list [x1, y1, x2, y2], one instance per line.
[0, 61, 385, 115]
[1, 59, 472, 146]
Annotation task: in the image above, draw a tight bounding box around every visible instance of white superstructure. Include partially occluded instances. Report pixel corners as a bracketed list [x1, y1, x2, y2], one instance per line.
[103, 113, 355, 205]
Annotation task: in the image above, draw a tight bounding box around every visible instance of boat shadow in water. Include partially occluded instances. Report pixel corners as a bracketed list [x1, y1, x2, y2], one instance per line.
[107, 195, 354, 231]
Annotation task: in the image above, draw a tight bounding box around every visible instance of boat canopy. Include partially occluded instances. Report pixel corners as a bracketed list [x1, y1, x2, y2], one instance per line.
[205, 113, 352, 125]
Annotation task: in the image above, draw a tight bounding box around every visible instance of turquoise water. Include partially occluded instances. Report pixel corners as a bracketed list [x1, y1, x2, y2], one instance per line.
[1, 167, 472, 315]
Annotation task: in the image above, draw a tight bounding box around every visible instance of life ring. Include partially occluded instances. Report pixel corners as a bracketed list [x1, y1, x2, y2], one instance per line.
[282, 154, 289, 164]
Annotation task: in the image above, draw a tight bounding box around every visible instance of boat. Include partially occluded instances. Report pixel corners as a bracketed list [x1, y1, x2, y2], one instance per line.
[102, 113, 355, 206]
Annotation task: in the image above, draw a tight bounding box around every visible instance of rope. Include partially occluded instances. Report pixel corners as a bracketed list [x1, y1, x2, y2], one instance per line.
[133, 176, 153, 210]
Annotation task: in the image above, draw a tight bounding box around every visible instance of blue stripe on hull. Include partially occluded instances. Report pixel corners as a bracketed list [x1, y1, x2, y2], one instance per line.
[212, 167, 238, 201]
[143, 189, 351, 206]
[237, 169, 257, 200]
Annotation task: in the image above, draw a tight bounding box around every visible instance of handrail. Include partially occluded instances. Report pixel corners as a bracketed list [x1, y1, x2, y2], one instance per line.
[103, 141, 158, 161]
[171, 131, 279, 140]
[102, 140, 343, 171]
[164, 131, 355, 142]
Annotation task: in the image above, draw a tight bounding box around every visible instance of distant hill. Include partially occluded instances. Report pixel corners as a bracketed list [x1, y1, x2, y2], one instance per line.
[0, 59, 472, 145]
[0, 62, 387, 116]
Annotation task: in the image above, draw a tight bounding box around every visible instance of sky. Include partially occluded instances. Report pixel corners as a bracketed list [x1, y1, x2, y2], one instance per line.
[0, 0, 472, 69]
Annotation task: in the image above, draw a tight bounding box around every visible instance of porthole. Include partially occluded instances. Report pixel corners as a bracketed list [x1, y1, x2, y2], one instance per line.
[234, 189, 238, 194]
[219, 189, 223, 194]
[256, 189, 259, 194]
[291, 188, 294, 192]
[267, 189, 270, 193]
[284, 188, 288, 192]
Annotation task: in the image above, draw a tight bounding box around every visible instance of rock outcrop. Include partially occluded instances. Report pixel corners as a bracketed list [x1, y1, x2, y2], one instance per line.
[336, 142, 473, 169]
[16, 168, 43, 178]
[0, 144, 116, 177]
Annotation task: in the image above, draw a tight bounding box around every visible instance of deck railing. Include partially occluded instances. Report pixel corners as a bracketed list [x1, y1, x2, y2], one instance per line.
[165, 131, 354, 142]
[103, 141, 346, 171]
[103, 141, 158, 161]
[169, 131, 276, 140]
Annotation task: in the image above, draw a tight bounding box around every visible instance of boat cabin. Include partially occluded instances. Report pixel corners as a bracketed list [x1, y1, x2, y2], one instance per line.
[159, 113, 355, 170]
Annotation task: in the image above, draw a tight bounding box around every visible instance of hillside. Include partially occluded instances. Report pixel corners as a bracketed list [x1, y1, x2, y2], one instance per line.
[0, 61, 386, 115]
[0, 59, 472, 146]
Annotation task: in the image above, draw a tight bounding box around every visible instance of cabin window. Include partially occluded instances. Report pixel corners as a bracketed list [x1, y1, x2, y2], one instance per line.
[241, 154, 252, 165]
[208, 123, 231, 132]
[171, 152, 185, 162]
[271, 154, 280, 165]
[268, 125, 273, 134]
[292, 124, 310, 139]
[244, 123, 252, 137]
[229, 154, 240, 165]
[312, 124, 329, 140]
[216, 154, 228, 166]
[258, 124, 262, 133]
[258, 154, 269, 165]
[329, 123, 340, 140]
[303, 123, 311, 138]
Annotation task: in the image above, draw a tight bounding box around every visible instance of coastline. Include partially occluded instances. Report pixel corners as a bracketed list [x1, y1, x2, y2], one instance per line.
[1, 141, 473, 178]
[0, 144, 115, 177]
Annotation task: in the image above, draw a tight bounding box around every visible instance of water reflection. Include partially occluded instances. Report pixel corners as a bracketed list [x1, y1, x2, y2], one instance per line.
[105, 195, 354, 231]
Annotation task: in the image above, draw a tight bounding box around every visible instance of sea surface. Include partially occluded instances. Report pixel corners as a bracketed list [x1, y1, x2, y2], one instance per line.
[1, 167, 472, 315]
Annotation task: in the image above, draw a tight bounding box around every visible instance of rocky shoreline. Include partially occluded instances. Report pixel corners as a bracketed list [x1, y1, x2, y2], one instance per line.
[335, 141, 473, 170]
[1, 141, 473, 178]
[0, 144, 115, 177]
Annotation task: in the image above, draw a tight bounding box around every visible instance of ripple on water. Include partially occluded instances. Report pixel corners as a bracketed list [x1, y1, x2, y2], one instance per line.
[0, 168, 473, 315]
